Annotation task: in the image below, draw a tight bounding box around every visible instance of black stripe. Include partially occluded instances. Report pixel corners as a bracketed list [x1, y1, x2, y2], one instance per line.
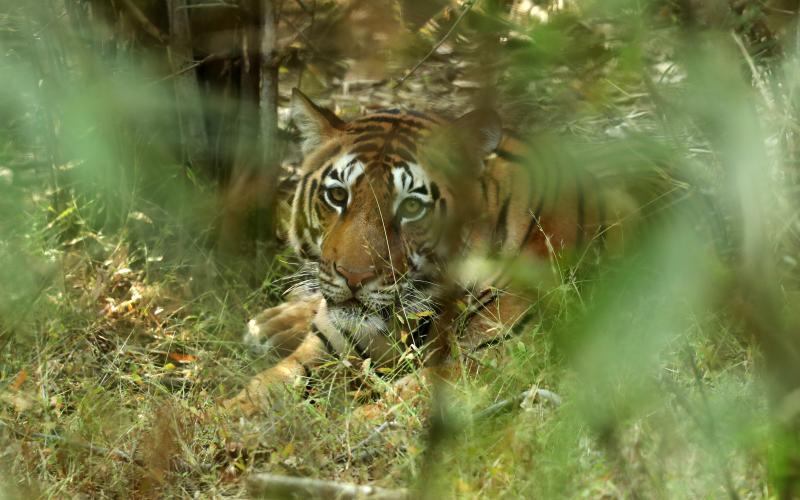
[392, 148, 416, 163]
[406, 109, 438, 122]
[393, 133, 418, 153]
[519, 159, 551, 251]
[312, 324, 336, 355]
[321, 163, 333, 180]
[395, 119, 428, 130]
[347, 125, 386, 134]
[398, 162, 410, 176]
[350, 142, 381, 154]
[495, 148, 525, 163]
[410, 316, 433, 347]
[430, 182, 440, 201]
[473, 295, 498, 315]
[354, 116, 399, 125]
[307, 179, 319, 216]
[493, 196, 511, 249]
[354, 133, 385, 143]
[470, 308, 536, 352]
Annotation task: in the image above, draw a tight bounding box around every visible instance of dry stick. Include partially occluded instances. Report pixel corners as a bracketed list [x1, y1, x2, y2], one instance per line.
[118, 0, 167, 43]
[473, 387, 562, 421]
[393, 0, 477, 89]
[247, 473, 408, 499]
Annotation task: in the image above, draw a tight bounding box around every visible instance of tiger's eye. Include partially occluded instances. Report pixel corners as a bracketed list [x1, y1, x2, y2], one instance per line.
[328, 187, 348, 204]
[399, 198, 426, 220]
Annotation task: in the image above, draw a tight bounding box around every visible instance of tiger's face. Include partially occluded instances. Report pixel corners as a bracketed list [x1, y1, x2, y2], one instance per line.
[287, 90, 500, 332]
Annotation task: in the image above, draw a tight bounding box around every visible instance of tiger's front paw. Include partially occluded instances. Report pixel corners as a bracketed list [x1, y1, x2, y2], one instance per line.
[243, 295, 322, 357]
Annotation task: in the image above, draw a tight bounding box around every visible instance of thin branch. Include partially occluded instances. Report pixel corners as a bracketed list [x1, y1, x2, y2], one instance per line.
[118, 0, 167, 43]
[394, 0, 477, 89]
[149, 52, 227, 85]
[177, 2, 240, 10]
[731, 31, 776, 113]
[246, 473, 408, 499]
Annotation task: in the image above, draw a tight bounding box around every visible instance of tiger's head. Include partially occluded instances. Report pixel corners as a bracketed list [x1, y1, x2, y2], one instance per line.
[287, 89, 501, 332]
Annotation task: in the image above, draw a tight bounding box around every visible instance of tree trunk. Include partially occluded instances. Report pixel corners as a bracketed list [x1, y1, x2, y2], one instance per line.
[166, 0, 208, 171]
[218, 0, 282, 254]
[258, 0, 281, 229]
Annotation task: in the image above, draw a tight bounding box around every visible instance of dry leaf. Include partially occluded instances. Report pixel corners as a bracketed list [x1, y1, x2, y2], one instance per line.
[168, 352, 198, 364]
[10, 370, 28, 391]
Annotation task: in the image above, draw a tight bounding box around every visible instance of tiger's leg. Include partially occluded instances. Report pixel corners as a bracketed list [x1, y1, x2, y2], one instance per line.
[356, 292, 534, 421]
[223, 329, 329, 416]
[242, 294, 322, 358]
[458, 290, 534, 357]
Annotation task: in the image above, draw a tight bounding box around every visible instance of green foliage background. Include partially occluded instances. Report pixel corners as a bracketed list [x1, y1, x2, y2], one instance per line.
[1, 0, 799, 497]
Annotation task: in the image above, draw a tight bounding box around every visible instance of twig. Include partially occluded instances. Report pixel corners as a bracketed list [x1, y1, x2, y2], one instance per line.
[246, 473, 408, 499]
[119, 0, 167, 43]
[149, 52, 225, 85]
[336, 421, 400, 463]
[0, 419, 144, 466]
[394, 0, 477, 89]
[473, 387, 562, 421]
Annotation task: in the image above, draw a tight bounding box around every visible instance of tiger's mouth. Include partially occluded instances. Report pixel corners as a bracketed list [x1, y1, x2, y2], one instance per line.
[324, 292, 391, 315]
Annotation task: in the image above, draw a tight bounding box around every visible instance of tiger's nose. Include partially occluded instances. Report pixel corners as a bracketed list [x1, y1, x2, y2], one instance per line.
[334, 263, 377, 290]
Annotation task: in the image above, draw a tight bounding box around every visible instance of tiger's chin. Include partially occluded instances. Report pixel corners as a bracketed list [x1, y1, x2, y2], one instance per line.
[326, 301, 389, 334]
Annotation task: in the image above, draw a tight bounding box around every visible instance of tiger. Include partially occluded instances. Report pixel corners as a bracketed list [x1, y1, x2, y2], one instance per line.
[222, 89, 643, 415]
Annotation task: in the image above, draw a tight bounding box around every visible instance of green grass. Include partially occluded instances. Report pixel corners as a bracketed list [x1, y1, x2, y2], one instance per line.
[0, 189, 769, 498]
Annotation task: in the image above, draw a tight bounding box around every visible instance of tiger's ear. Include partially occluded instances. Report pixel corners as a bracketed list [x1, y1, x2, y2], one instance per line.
[291, 88, 346, 154]
[451, 108, 503, 157]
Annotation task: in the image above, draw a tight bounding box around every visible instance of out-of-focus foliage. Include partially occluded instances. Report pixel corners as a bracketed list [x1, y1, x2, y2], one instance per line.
[1, 0, 800, 497]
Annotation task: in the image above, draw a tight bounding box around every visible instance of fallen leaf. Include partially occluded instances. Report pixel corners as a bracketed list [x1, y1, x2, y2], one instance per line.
[10, 370, 27, 391]
[168, 352, 198, 364]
